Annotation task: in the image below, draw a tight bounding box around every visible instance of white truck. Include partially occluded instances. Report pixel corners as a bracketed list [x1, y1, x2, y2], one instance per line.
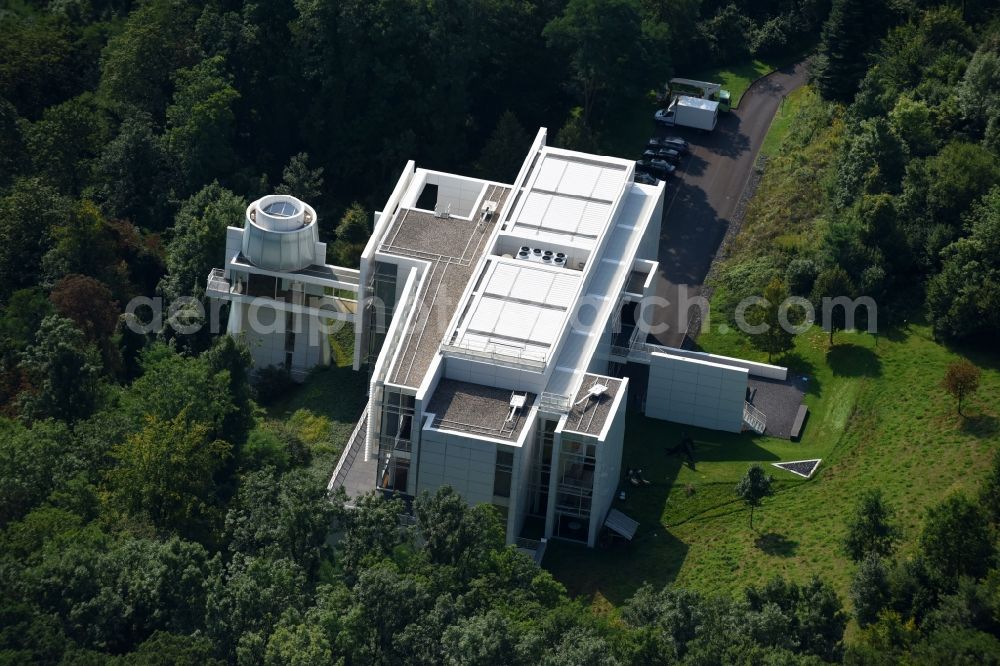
[654, 95, 719, 132]
[667, 78, 731, 112]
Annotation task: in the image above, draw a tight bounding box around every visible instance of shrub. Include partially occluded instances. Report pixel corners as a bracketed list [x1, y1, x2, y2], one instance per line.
[786, 258, 819, 296]
[254, 365, 293, 405]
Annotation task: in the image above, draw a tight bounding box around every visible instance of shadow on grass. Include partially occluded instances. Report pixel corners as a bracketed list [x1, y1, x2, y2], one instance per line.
[777, 351, 821, 398]
[543, 524, 688, 606]
[545, 410, 790, 604]
[826, 343, 882, 378]
[754, 531, 798, 557]
[961, 413, 999, 438]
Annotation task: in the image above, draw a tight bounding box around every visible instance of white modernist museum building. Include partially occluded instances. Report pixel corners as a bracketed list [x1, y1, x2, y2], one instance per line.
[208, 129, 787, 548]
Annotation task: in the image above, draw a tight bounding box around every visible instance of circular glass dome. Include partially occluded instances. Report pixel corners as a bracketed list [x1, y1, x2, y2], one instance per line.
[263, 200, 299, 217]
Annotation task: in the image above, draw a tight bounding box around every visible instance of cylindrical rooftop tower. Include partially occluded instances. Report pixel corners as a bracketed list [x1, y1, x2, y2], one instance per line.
[241, 194, 319, 271]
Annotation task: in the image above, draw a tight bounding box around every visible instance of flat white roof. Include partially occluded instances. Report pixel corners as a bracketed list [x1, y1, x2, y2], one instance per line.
[678, 95, 719, 111]
[546, 183, 661, 397]
[509, 151, 629, 250]
[452, 258, 581, 363]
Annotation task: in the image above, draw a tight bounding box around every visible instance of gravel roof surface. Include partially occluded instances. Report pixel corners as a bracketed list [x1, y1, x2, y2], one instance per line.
[384, 185, 511, 387]
[564, 374, 623, 436]
[427, 379, 535, 442]
[748, 374, 807, 439]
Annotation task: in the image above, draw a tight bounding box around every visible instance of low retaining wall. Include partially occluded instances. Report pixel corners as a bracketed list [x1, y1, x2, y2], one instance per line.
[659, 346, 787, 381]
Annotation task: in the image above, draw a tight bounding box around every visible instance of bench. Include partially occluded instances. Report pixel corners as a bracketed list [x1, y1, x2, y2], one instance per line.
[790, 404, 809, 441]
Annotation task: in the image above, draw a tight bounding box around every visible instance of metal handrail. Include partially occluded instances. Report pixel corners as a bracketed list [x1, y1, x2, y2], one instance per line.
[744, 401, 765, 423]
[743, 401, 766, 434]
[440, 341, 547, 371]
[328, 404, 370, 491]
[539, 392, 571, 413]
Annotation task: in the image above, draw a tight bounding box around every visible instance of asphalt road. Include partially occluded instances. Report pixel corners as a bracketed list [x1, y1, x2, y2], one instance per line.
[646, 61, 810, 347]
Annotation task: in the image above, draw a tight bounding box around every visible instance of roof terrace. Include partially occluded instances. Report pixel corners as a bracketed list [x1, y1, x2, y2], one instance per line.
[426, 379, 536, 442]
[382, 184, 511, 388]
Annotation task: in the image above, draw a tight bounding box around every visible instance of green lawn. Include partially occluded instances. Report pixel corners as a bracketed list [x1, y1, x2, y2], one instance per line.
[544, 322, 1000, 614]
[690, 59, 774, 108]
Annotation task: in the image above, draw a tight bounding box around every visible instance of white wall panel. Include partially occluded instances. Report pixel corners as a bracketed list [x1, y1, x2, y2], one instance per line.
[645, 353, 747, 433]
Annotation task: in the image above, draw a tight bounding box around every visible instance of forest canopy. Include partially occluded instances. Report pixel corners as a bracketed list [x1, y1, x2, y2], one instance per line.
[2, 0, 1000, 664]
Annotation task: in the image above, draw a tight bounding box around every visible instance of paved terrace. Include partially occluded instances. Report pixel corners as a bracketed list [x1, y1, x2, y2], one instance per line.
[426, 379, 535, 442]
[563, 374, 623, 436]
[383, 184, 511, 387]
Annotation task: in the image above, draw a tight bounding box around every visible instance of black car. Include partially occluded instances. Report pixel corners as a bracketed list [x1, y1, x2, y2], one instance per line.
[649, 136, 689, 154]
[636, 159, 676, 177]
[643, 148, 681, 163]
[634, 171, 659, 185]
[657, 148, 682, 163]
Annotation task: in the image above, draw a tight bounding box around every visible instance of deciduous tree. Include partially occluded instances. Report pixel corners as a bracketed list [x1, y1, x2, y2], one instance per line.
[16, 315, 102, 423]
[747, 277, 796, 362]
[92, 112, 173, 229]
[544, 0, 668, 123]
[159, 183, 245, 301]
[919, 494, 994, 584]
[844, 489, 900, 561]
[165, 56, 240, 192]
[49, 275, 119, 344]
[941, 360, 981, 416]
[98, 0, 200, 118]
[927, 187, 1000, 341]
[330, 203, 370, 267]
[104, 409, 231, 536]
[811, 265, 855, 345]
[850, 554, 890, 627]
[475, 110, 530, 183]
[0, 179, 71, 303]
[735, 464, 774, 530]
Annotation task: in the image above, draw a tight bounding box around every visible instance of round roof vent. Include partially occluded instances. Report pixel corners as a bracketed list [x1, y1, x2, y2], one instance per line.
[253, 195, 307, 232]
[262, 200, 299, 218]
[242, 195, 319, 271]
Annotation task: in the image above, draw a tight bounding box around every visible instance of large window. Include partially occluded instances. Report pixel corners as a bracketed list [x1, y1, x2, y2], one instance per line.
[527, 419, 556, 517]
[372, 262, 398, 323]
[377, 390, 415, 456]
[493, 449, 513, 498]
[555, 438, 596, 519]
[366, 262, 398, 366]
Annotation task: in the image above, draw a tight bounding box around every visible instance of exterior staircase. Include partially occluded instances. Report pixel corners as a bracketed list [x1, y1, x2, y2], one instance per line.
[743, 401, 766, 434]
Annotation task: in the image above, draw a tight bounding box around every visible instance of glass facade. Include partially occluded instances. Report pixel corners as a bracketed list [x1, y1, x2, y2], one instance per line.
[366, 261, 398, 366]
[527, 419, 556, 517]
[373, 387, 415, 494]
[493, 449, 513, 499]
[554, 437, 596, 542]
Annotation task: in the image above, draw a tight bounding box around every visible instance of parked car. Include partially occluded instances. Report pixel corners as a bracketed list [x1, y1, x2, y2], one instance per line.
[634, 171, 659, 185]
[643, 147, 681, 163]
[657, 148, 682, 163]
[636, 159, 676, 177]
[649, 136, 689, 153]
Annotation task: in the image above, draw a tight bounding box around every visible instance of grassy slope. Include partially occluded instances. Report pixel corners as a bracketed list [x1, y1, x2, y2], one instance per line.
[547, 318, 1000, 614]
[760, 85, 810, 156]
[265, 325, 368, 479]
[545, 83, 1000, 614]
